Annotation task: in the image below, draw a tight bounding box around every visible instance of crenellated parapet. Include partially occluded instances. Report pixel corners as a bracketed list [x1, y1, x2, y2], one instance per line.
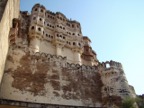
[0, 2, 137, 108]
[32, 4, 46, 18]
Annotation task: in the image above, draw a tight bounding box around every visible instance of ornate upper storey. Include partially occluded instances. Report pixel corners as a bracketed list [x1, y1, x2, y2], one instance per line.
[28, 4, 98, 66]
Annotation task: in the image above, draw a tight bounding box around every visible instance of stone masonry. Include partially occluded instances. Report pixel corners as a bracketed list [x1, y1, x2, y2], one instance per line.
[0, 3, 136, 108]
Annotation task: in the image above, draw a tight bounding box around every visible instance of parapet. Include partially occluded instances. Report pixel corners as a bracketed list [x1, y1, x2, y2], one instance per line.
[32, 3, 46, 11]
[99, 60, 123, 70]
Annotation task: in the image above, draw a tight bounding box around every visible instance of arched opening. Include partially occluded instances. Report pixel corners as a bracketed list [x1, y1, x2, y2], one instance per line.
[34, 8, 37, 11]
[31, 26, 35, 30]
[73, 42, 76, 45]
[41, 9, 44, 13]
[33, 17, 36, 20]
[72, 24, 74, 28]
[39, 18, 42, 21]
[38, 27, 41, 31]
[106, 63, 110, 68]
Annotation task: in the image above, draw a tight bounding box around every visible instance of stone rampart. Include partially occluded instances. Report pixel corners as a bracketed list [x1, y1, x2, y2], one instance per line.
[0, 46, 103, 107]
[0, 0, 19, 83]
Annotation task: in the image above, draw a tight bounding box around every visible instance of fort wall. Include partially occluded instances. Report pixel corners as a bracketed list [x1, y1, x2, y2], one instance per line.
[0, 45, 103, 107]
[0, 0, 19, 83]
[0, 3, 137, 107]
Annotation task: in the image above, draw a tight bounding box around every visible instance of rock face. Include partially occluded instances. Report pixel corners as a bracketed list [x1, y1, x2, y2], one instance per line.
[0, 3, 136, 108]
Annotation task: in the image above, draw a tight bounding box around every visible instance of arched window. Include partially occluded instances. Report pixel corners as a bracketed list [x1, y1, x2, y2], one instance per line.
[34, 8, 37, 11]
[72, 24, 74, 28]
[73, 42, 75, 45]
[38, 28, 41, 31]
[31, 26, 34, 30]
[73, 33, 75, 35]
[39, 18, 42, 21]
[33, 17, 36, 20]
[41, 9, 43, 13]
[67, 23, 70, 27]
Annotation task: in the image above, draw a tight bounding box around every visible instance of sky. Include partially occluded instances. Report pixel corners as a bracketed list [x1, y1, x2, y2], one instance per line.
[20, 0, 144, 95]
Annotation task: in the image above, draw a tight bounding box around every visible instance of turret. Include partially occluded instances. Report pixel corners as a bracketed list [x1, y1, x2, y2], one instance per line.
[29, 4, 46, 52]
[81, 36, 98, 66]
[99, 61, 136, 100]
[31, 4, 46, 18]
[72, 41, 83, 64]
[53, 32, 66, 56]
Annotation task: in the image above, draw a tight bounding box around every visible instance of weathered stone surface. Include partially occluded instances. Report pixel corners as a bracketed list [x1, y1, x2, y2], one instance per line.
[0, 0, 20, 83]
[0, 47, 103, 107]
[0, 2, 136, 108]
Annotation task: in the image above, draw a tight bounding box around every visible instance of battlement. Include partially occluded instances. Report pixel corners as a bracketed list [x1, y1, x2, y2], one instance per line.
[31, 4, 81, 31]
[100, 60, 123, 70]
[0, 2, 136, 108]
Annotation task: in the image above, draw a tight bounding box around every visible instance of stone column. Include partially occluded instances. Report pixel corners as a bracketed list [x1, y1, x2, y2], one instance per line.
[30, 38, 40, 53]
[55, 44, 63, 56]
[73, 48, 82, 65]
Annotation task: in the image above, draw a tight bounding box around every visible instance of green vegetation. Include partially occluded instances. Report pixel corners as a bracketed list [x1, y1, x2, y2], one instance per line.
[121, 97, 135, 108]
[136, 97, 144, 108]
[121, 97, 144, 108]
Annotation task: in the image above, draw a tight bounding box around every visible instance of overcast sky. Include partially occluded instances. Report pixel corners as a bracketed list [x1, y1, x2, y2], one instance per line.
[21, 0, 144, 95]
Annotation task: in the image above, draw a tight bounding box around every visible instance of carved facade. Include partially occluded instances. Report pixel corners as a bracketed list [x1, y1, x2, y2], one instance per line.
[0, 3, 136, 108]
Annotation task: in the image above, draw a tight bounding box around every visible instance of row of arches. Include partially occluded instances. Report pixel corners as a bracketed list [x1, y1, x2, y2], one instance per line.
[65, 41, 82, 48]
[66, 32, 80, 37]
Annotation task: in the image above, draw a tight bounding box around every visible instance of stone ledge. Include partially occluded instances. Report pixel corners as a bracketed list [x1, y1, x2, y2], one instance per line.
[0, 99, 106, 108]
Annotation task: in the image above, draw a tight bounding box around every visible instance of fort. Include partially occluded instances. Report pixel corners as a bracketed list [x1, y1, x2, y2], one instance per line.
[0, 0, 136, 108]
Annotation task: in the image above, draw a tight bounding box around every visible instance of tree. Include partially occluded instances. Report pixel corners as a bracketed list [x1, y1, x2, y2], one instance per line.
[121, 97, 135, 108]
[136, 97, 144, 108]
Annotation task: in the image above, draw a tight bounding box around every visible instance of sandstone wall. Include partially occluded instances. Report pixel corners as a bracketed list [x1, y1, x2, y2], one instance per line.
[0, 45, 103, 107]
[98, 61, 136, 107]
[0, 0, 20, 83]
